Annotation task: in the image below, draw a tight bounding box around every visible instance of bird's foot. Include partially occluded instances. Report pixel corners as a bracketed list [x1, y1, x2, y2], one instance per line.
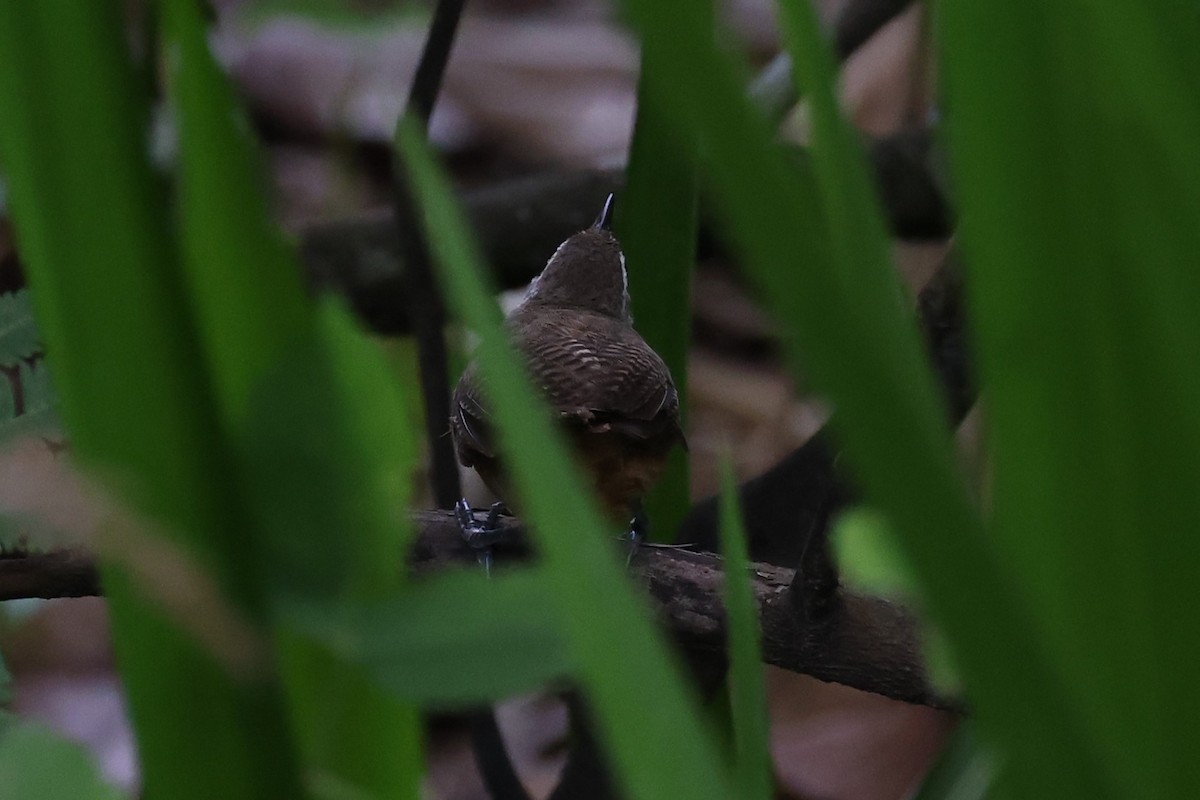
[616, 510, 694, 565]
[621, 513, 646, 567]
[456, 499, 509, 577]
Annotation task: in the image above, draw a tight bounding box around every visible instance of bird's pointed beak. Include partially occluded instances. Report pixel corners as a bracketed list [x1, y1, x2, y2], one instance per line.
[592, 193, 616, 231]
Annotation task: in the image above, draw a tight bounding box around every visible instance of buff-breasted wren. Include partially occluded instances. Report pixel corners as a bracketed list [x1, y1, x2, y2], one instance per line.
[450, 195, 686, 564]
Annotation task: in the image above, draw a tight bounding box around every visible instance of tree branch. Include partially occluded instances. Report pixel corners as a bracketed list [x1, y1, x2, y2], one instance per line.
[299, 129, 948, 336]
[0, 511, 957, 711]
[0, 548, 100, 600]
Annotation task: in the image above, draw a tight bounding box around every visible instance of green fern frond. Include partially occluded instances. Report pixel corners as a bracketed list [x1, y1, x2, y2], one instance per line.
[0, 288, 39, 367]
[1, 361, 61, 442]
[1, 291, 60, 441]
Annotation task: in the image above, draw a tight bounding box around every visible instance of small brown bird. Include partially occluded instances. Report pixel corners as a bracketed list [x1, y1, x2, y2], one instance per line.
[451, 195, 686, 564]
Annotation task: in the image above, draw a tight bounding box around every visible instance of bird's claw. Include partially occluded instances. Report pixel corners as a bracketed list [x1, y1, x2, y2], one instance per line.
[622, 514, 646, 567]
[456, 499, 509, 577]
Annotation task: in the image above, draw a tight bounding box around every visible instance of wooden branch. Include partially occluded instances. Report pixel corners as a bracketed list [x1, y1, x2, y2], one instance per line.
[636, 533, 953, 710]
[833, 0, 915, 59]
[0, 510, 957, 711]
[0, 548, 100, 600]
[298, 130, 948, 336]
[299, 169, 619, 335]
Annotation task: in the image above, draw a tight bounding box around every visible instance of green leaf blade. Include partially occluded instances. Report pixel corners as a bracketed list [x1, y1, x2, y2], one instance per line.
[0, 290, 39, 367]
[162, 0, 311, 417]
[399, 120, 734, 800]
[611, 1, 1115, 795]
[718, 459, 772, 800]
[162, 3, 424, 795]
[617, 39, 701, 541]
[0, 3, 305, 797]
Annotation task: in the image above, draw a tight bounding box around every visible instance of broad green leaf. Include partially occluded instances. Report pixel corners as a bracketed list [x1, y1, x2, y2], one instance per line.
[0, 721, 122, 800]
[937, 3, 1200, 796]
[1, 360, 60, 444]
[0, 3, 302, 797]
[245, 306, 422, 797]
[399, 121, 734, 800]
[245, 304, 424, 798]
[288, 569, 570, 707]
[248, 306, 424, 795]
[717, 458, 771, 800]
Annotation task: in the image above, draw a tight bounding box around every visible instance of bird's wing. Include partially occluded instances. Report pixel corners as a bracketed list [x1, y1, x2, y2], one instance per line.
[451, 312, 688, 464]
[515, 312, 686, 446]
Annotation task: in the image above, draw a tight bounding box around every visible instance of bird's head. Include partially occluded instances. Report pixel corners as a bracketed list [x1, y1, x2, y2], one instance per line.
[520, 194, 631, 323]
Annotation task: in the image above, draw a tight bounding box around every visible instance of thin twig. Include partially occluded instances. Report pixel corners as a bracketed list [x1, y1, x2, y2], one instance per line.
[404, 0, 467, 126]
[388, 0, 469, 509]
[300, 129, 948, 336]
[833, 0, 915, 59]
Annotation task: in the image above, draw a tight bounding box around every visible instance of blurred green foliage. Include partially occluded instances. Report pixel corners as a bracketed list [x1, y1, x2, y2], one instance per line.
[718, 458, 771, 800]
[0, 0, 1197, 797]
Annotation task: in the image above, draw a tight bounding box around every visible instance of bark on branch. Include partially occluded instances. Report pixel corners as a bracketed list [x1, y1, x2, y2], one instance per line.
[0, 547, 100, 600]
[298, 130, 949, 335]
[0, 510, 956, 711]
